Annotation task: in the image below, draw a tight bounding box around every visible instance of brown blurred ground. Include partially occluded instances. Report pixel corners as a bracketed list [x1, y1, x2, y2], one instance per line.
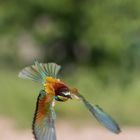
[0, 118, 140, 140]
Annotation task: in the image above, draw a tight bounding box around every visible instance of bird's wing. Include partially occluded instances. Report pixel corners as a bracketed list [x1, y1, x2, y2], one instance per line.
[19, 61, 61, 84]
[33, 90, 56, 140]
[74, 93, 121, 134]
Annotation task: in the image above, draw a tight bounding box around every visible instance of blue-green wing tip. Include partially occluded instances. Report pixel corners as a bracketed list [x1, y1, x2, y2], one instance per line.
[93, 105, 121, 134]
[79, 95, 121, 134]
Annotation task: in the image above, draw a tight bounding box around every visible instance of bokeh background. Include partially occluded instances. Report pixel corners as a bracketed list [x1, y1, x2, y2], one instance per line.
[0, 0, 140, 140]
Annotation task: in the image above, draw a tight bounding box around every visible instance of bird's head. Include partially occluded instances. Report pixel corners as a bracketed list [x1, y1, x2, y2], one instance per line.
[44, 76, 73, 101]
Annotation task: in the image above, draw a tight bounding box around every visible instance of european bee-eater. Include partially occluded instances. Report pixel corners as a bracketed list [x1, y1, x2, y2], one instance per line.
[19, 61, 121, 140]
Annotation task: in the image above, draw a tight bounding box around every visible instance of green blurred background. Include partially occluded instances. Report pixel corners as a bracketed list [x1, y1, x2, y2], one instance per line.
[0, 0, 140, 129]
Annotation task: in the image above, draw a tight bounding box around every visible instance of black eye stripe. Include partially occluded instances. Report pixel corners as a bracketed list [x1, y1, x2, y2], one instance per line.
[55, 87, 69, 96]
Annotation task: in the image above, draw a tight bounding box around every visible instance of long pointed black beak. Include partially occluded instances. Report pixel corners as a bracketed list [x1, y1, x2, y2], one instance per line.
[67, 95, 72, 99]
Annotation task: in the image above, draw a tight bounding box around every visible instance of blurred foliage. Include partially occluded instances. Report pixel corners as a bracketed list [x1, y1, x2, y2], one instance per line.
[0, 0, 140, 67]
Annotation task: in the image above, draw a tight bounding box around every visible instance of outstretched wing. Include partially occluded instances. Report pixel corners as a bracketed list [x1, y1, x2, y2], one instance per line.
[19, 61, 61, 84]
[33, 90, 56, 140]
[77, 94, 121, 134]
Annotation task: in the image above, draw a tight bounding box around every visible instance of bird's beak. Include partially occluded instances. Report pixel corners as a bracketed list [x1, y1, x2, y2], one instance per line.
[67, 95, 72, 99]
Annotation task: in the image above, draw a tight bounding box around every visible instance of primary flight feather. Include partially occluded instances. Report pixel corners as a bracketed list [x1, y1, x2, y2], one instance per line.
[19, 61, 121, 140]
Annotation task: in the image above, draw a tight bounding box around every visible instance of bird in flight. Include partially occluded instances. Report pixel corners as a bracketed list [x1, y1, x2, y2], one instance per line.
[19, 61, 121, 140]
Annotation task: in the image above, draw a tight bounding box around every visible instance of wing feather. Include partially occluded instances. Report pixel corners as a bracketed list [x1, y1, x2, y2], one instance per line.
[19, 61, 61, 83]
[77, 94, 121, 134]
[33, 90, 56, 140]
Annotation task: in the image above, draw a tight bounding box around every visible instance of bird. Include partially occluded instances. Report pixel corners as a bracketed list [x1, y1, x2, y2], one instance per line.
[19, 61, 121, 140]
